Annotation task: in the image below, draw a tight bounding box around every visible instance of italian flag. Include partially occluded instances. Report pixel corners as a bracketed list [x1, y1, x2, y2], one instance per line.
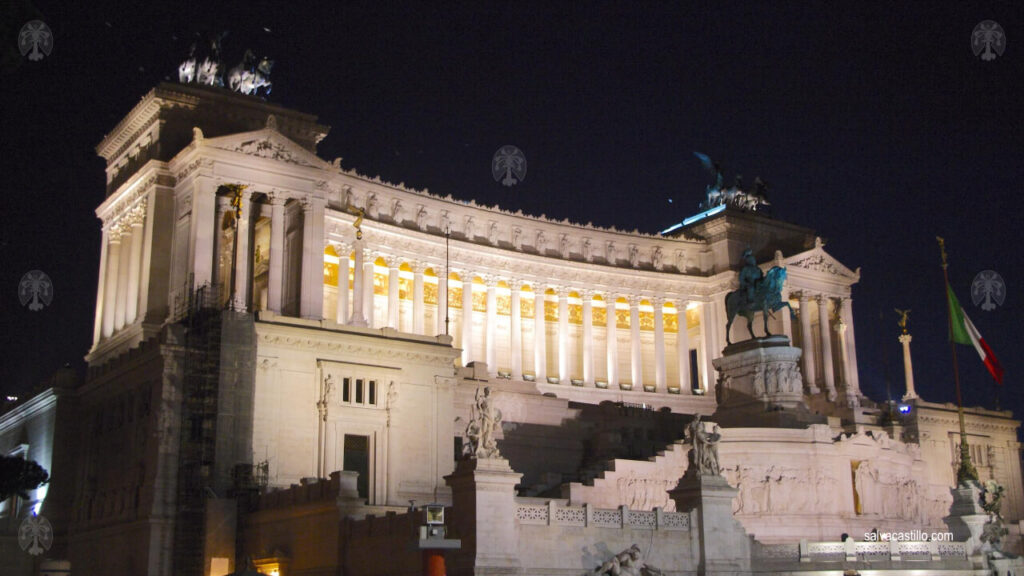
[947, 284, 1004, 385]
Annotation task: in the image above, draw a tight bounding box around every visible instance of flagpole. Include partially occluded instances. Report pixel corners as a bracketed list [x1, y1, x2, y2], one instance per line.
[936, 236, 979, 486]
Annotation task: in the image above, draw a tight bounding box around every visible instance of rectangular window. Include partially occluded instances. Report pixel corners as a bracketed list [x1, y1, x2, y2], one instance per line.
[342, 377, 351, 403]
[368, 380, 376, 405]
[355, 379, 364, 404]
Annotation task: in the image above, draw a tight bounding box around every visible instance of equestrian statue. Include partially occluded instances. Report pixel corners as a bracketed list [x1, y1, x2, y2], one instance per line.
[724, 249, 793, 344]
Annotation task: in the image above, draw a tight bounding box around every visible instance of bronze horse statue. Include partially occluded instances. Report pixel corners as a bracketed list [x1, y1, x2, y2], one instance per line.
[725, 266, 792, 344]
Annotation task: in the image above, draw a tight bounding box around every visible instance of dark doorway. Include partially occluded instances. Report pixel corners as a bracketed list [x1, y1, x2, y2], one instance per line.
[344, 434, 370, 501]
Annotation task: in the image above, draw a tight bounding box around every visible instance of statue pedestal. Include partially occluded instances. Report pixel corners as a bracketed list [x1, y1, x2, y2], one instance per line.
[944, 482, 989, 560]
[669, 473, 750, 575]
[445, 458, 522, 574]
[712, 336, 824, 428]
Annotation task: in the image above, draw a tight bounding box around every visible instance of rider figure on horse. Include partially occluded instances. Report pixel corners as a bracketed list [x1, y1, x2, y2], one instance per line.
[738, 248, 763, 305]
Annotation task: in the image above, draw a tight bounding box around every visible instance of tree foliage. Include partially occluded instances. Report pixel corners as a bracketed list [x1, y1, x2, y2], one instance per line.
[0, 455, 49, 501]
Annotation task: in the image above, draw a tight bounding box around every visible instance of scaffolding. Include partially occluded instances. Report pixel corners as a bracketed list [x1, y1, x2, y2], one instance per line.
[172, 277, 225, 576]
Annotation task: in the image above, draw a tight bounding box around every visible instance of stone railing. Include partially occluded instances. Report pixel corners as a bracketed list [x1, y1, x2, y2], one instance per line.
[514, 500, 689, 531]
[797, 539, 967, 563]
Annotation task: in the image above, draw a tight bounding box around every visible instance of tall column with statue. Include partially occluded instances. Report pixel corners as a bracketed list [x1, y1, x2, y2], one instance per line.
[896, 309, 917, 400]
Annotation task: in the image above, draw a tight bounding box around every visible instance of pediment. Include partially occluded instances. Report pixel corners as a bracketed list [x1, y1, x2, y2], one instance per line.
[203, 127, 330, 169]
[783, 239, 860, 281]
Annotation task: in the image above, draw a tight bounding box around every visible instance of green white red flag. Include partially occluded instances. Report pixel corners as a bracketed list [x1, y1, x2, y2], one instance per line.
[947, 283, 1004, 385]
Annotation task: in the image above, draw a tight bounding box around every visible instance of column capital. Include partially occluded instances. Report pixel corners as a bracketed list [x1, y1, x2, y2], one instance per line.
[554, 286, 571, 298]
[672, 298, 689, 309]
[626, 294, 641, 307]
[507, 277, 524, 290]
[384, 255, 402, 269]
[649, 296, 665, 308]
[482, 274, 500, 288]
[797, 291, 813, 303]
[898, 333, 912, 345]
[579, 288, 596, 300]
[815, 293, 829, 305]
[267, 191, 288, 205]
[300, 196, 327, 211]
[456, 268, 475, 283]
[409, 261, 427, 275]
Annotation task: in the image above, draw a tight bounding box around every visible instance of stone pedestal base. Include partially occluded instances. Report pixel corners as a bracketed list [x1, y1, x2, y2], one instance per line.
[712, 337, 824, 428]
[669, 473, 751, 576]
[445, 457, 523, 574]
[944, 482, 988, 559]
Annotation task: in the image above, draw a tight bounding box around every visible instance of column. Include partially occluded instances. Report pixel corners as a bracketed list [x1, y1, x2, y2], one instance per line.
[349, 241, 367, 326]
[485, 277, 498, 375]
[840, 298, 862, 398]
[126, 216, 144, 323]
[386, 257, 401, 328]
[335, 243, 349, 325]
[798, 293, 818, 393]
[190, 180, 217, 287]
[606, 294, 618, 387]
[557, 288, 570, 384]
[581, 290, 594, 386]
[780, 287, 793, 339]
[232, 191, 252, 311]
[300, 197, 326, 319]
[412, 264, 425, 335]
[629, 296, 642, 388]
[534, 288, 547, 381]
[676, 300, 692, 393]
[834, 318, 857, 407]
[102, 233, 121, 338]
[437, 270, 449, 336]
[93, 228, 110, 345]
[114, 224, 131, 330]
[816, 295, 837, 401]
[699, 301, 715, 393]
[900, 333, 917, 400]
[510, 280, 523, 379]
[653, 297, 666, 392]
[461, 272, 474, 366]
[267, 194, 285, 314]
[363, 252, 375, 328]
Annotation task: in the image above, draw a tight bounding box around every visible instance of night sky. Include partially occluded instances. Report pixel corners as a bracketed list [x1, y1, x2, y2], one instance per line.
[2, 2, 1022, 424]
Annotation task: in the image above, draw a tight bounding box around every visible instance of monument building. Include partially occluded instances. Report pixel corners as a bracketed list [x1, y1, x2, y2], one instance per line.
[1, 69, 1022, 576]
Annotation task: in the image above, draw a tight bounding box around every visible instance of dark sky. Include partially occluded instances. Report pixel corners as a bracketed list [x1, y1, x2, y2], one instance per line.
[2, 1, 1022, 422]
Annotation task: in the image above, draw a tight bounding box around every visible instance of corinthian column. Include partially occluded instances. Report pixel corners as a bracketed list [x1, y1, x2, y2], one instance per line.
[675, 300, 691, 393]
[629, 296, 642, 388]
[386, 257, 401, 328]
[299, 197, 326, 319]
[437, 269, 449, 336]
[817, 295, 837, 401]
[362, 252, 375, 328]
[557, 287, 570, 384]
[652, 297, 666, 392]
[267, 194, 285, 314]
[412, 263, 425, 334]
[510, 279, 523, 379]
[485, 276, 498, 375]
[582, 290, 594, 386]
[232, 192, 252, 312]
[350, 242, 367, 326]
[335, 243, 349, 325]
[93, 228, 110, 345]
[834, 317, 858, 407]
[461, 272, 475, 366]
[900, 333, 917, 400]
[606, 294, 618, 387]
[534, 288, 547, 381]
[798, 293, 818, 394]
[102, 232, 122, 338]
[126, 214, 144, 323]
